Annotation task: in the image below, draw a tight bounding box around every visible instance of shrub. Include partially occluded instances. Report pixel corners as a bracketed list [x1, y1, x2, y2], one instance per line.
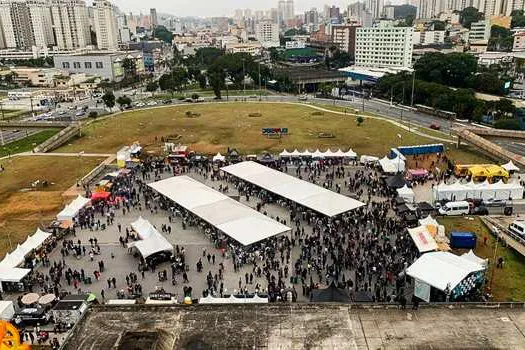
[494, 119, 521, 130]
[356, 116, 364, 126]
[311, 111, 324, 116]
[248, 113, 262, 117]
[191, 93, 200, 100]
[88, 111, 98, 118]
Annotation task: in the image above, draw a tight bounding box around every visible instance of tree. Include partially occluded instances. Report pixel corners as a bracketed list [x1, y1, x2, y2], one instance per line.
[356, 116, 364, 126]
[467, 72, 504, 95]
[102, 91, 115, 110]
[171, 66, 188, 92]
[284, 28, 307, 36]
[116, 95, 132, 108]
[207, 64, 225, 99]
[153, 25, 173, 43]
[197, 73, 207, 89]
[488, 25, 513, 51]
[460, 7, 483, 29]
[159, 74, 174, 92]
[511, 10, 525, 28]
[414, 52, 477, 87]
[432, 21, 446, 30]
[269, 48, 280, 62]
[146, 81, 159, 93]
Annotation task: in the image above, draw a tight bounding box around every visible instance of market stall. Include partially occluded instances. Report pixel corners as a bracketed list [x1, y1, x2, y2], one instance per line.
[397, 185, 415, 203]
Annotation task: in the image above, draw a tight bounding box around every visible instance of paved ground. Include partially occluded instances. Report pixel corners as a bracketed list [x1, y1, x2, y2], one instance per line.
[63, 304, 525, 349]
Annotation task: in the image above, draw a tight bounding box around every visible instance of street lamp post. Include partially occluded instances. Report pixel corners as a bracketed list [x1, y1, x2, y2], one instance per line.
[242, 58, 246, 102]
[411, 70, 415, 107]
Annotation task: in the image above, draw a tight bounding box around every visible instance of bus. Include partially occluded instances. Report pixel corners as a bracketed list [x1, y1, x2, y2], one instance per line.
[415, 104, 457, 120]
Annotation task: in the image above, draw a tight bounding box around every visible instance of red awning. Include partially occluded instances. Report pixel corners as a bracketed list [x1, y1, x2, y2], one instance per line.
[91, 192, 111, 201]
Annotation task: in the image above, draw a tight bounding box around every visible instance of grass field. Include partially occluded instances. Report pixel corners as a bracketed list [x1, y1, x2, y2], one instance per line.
[0, 156, 104, 258]
[1, 109, 26, 120]
[438, 217, 525, 301]
[0, 129, 60, 157]
[55, 103, 492, 165]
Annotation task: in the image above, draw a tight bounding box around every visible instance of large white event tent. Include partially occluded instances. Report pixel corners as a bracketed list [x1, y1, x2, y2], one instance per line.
[432, 180, 524, 201]
[0, 228, 51, 291]
[128, 217, 173, 259]
[148, 176, 290, 246]
[221, 161, 365, 217]
[406, 251, 486, 292]
[199, 294, 268, 304]
[56, 195, 91, 223]
[279, 148, 357, 159]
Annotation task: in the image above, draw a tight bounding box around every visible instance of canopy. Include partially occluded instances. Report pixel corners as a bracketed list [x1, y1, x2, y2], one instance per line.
[290, 149, 302, 157]
[312, 149, 324, 158]
[148, 176, 290, 246]
[91, 192, 111, 201]
[461, 250, 488, 268]
[406, 252, 486, 291]
[127, 217, 173, 259]
[221, 161, 365, 217]
[0, 267, 30, 285]
[379, 156, 405, 173]
[433, 180, 523, 201]
[0, 301, 14, 320]
[213, 153, 225, 162]
[502, 160, 520, 173]
[418, 215, 439, 228]
[344, 148, 357, 158]
[385, 174, 406, 189]
[408, 225, 438, 253]
[21, 228, 51, 253]
[310, 282, 351, 303]
[360, 155, 379, 164]
[397, 184, 415, 203]
[198, 295, 269, 304]
[21, 293, 40, 305]
[279, 149, 291, 157]
[57, 195, 91, 221]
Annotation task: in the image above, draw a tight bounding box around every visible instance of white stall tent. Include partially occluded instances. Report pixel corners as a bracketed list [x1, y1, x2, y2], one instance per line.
[128, 217, 173, 259]
[221, 161, 365, 217]
[312, 149, 324, 158]
[213, 153, 225, 162]
[57, 195, 90, 222]
[359, 155, 379, 164]
[406, 252, 486, 291]
[0, 301, 14, 320]
[407, 226, 438, 253]
[418, 215, 439, 228]
[199, 295, 269, 304]
[502, 160, 520, 173]
[279, 149, 291, 157]
[106, 299, 136, 305]
[379, 156, 405, 173]
[397, 185, 415, 203]
[433, 180, 524, 201]
[148, 176, 290, 246]
[461, 250, 488, 268]
[290, 149, 302, 157]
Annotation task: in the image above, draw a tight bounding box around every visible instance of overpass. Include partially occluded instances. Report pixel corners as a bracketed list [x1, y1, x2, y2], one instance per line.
[0, 120, 71, 128]
[453, 127, 525, 167]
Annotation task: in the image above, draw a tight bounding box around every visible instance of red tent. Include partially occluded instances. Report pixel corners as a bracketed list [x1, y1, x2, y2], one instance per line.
[91, 192, 111, 201]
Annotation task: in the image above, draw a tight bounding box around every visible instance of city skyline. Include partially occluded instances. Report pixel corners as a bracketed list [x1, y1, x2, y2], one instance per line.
[110, 0, 405, 18]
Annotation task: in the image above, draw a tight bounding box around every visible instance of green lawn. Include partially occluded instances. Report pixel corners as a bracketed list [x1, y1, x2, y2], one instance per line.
[0, 128, 60, 157]
[438, 217, 525, 301]
[0, 109, 27, 121]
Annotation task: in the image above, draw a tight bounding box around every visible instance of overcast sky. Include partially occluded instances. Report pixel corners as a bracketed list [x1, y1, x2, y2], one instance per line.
[110, 0, 384, 18]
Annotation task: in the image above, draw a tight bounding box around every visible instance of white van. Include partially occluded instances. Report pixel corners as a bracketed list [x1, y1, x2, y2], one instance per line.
[438, 201, 470, 216]
[509, 220, 525, 238]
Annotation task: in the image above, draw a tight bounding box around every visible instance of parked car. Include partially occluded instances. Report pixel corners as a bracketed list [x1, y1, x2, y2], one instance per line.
[298, 95, 308, 101]
[145, 251, 173, 268]
[163, 99, 172, 105]
[13, 308, 51, 327]
[135, 102, 145, 107]
[429, 123, 441, 130]
[184, 98, 193, 103]
[75, 111, 85, 117]
[472, 206, 489, 215]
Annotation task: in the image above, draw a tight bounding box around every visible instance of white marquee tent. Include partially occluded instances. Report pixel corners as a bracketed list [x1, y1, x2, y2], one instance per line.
[360, 155, 379, 164]
[433, 180, 524, 201]
[397, 185, 415, 203]
[279, 149, 292, 157]
[199, 294, 268, 304]
[148, 176, 290, 246]
[213, 153, 226, 162]
[280, 148, 357, 159]
[461, 250, 488, 268]
[221, 161, 364, 217]
[379, 156, 405, 174]
[128, 217, 173, 259]
[57, 195, 91, 222]
[406, 251, 486, 292]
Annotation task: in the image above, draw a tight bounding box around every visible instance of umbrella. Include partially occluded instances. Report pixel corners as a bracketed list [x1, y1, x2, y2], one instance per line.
[38, 293, 56, 305]
[86, 293, 97, 302]
[21, 293, 40, 305]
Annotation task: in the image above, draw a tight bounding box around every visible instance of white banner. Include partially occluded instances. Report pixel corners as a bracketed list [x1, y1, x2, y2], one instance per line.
[414, 278, 431, 303]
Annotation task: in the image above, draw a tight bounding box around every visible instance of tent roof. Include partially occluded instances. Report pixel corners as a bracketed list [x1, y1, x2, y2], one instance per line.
[406, 252, 485, 291]
[418, 215, 439, 227]
[221, 161, 365, 217]
[397, 184, 414, 196]
[148, 176, 290, 246]
[0, 267, 31, 282]
[213, 153, 225, 162]
[407, 225, 438, 253]
[461, 250, 488, 267]
[310, 282, 351, 303]
[21, 229, 51, 252]
[128, 217, 173, 259]
[57, 195, 90, 221]
[502, 160, 520, 172]
[385, 174, 406, 189]
[279, 149, 291, 156]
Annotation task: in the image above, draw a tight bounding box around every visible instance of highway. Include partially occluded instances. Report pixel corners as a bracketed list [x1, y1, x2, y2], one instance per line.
[0, 127, 40, 145]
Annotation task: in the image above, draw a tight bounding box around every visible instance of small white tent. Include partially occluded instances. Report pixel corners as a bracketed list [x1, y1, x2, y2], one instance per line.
[397, 184, 415, 203]
[279, 149, 291, 157]
[502, 160, 520, 173]
[213, 153, 225, 162]
[290, 149, 302, 157]
[312, 149, 324, 158]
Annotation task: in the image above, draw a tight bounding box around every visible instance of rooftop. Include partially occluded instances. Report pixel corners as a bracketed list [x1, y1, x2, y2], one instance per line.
[63, 304, 525, 349]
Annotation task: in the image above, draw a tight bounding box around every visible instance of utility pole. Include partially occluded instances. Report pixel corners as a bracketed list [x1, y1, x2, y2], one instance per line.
[242, 58, 246, 102]
[390, 86, 393, 106]
[489, 227, 500, 291]
[362, 90, 365, 112]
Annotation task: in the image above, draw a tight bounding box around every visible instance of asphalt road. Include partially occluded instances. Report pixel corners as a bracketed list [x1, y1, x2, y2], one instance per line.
[0, 127, 40, 145]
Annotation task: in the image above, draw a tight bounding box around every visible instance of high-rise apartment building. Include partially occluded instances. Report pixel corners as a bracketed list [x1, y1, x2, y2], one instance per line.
[150, 8, 157, 30]
[93, 0, 118, 50]
[50, 0, 91, 50]
[355, 21, 413, 68]
[0, 0, 55, 49]
[304, 8, 319, 32]
[284, 0, 294, 20]
[256, 19, 279, 47]
[331, 24, 360, 55]
[366, 0, 384, 19]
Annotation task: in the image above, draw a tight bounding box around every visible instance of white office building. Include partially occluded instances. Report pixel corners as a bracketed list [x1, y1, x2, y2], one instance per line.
[413, 30, 446, 45]
[469, 20, 491, 42]
[355, 22, 413, 68]
[93, 0, 118, 50]
[50, 0, 91, 50]
[256, 19, 279, 47]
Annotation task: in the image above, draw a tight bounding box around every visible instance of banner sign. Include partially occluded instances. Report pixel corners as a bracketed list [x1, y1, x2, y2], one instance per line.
[262, 128, 288, 135]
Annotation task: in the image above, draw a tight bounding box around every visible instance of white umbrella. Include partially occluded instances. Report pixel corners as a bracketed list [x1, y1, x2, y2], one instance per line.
[21, 293, 40, 305]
